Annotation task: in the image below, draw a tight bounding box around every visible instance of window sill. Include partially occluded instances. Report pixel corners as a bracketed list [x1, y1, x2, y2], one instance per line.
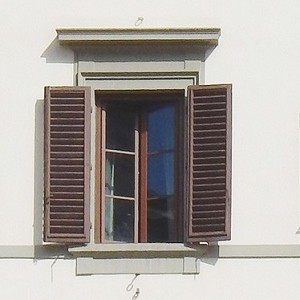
[68, 243, 208, 275]
[68, 243, 208, 258]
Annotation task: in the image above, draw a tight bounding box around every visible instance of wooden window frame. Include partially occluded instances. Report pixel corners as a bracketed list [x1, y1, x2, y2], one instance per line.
[94, 90, 185, 243]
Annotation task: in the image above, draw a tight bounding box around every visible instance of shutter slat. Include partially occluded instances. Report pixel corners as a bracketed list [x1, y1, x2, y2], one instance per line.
[51, 139, 84, 146]
[51, 200, 84, 206]
[52, 192, 84, 198]
[50, 212, 84, 219]
[192, 196, 226, 203]
[51, 125, 84, 129]
[50, 219, 84, 225]
[51, 152, 84, 159]
[194, 143, 226, 151]
[51, 186, 84, 192]
[194, 123, 226, 130]
[50, 227, 84, 234]
[187, 84, 232, 243]
[51, 119, 84, 124]
[193, 190, 226, 197]
[193, 204, 225, 210]
[50, 172, 84, 179]
[50, 206, 84, 213]
[51, 105, 85, 111]
[51, 132, 84, 139]
[50, 158, 84, 165]
[51, 179, 84, 185]
[44, 86, 90, 243]
[50, 166, 84, 172]
[194, 116, 226, 123]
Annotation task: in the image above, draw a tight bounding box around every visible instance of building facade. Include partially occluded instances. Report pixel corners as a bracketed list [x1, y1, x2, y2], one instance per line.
[0, 0, 300, 299]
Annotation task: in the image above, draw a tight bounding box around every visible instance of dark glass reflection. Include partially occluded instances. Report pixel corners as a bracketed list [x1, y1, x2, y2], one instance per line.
[105, 153, 135, 197]
[147, 104, 175, 242]
[147, 197, 175, 242]
[148, 105, 175, 152]
[147, 153, 174, 197]
[106, 105, 135, 152]
[105, 198, 134, 242]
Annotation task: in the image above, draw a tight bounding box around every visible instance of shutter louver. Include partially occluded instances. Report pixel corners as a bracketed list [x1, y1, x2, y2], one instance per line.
[44, 87, 91, 243]
[186, 84, 232, 243]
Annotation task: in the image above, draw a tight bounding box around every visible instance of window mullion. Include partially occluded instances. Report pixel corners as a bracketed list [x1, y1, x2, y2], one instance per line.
[101, 107, 107, 242]
[134, 114, 139, 243]
[139, 109, 148, 242]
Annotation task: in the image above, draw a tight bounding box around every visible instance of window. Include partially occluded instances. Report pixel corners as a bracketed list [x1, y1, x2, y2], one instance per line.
[95, 90, 184, 243]
[43, 84, 232, 245]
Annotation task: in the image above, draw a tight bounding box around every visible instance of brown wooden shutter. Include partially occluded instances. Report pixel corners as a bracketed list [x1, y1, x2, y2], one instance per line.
[186, 84, 232, 243]
[44, 87, 91, 243]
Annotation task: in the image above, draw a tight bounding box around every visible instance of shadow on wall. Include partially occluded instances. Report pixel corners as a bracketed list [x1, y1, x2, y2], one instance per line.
[36, 38, 74, 243]
[200, 245, 219, 266]
[34, 100, 44, 246]
[41, 37, 74, 64]
[41, 36, 207, 63]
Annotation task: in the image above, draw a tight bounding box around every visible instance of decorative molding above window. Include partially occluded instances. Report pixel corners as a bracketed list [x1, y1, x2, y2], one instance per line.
[56, 28, 221, 60]
[56, 28, 220, 45]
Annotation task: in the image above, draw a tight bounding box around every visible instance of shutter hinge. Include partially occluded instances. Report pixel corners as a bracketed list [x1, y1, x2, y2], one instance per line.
[91, 106, 93, 114]
[90, 164, 92, 171]
[90, 222, 92, 229]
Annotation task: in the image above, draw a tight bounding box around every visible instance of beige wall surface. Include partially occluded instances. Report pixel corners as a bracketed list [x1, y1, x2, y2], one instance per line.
[0, 0, 300, 298]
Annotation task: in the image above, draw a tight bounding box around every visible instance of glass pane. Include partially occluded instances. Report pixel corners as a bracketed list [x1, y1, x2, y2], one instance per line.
[105, 153, 135, 197]
[147, 197, 175, 242]
[148, 105, 175, 152]
[105, 197, 134, 242]
[106, 105, 135, 152]
[147, 153, 174, 197]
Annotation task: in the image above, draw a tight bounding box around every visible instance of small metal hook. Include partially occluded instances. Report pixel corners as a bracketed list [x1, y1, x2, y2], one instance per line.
[132, 288, 140, 300]
[51, 257, 58, 282]
[126, 274, 140, 292]
[135, 17, 144, 27]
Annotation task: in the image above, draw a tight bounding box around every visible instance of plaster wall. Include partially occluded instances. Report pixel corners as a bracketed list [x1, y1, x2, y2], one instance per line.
[0, 0, 300, 298]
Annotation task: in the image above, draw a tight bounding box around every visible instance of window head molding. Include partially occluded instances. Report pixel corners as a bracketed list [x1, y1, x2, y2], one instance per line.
[56, 28, 221, 60]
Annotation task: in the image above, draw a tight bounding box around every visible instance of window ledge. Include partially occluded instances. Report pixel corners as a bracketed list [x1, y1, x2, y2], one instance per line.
[68, 243, 208, 258]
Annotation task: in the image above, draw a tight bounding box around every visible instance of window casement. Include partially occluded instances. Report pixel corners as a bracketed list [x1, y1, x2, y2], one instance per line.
[44, 84, 232, 245]
[94, 90, 184, 243]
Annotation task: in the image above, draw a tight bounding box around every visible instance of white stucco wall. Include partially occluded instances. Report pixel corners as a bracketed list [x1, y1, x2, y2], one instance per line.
[0, 0, 300, 299]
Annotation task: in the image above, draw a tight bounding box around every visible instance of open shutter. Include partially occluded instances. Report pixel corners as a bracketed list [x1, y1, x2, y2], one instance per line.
[44, 87, 91, 243]
[186, 84, 232, 243]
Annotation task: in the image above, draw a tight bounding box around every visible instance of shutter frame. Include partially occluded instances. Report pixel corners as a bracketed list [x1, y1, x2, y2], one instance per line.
[44, 86, 91, 243]
[186, 84, 232, 243]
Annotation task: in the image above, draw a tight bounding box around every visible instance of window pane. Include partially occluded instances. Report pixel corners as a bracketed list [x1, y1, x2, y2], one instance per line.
[105, 153, 135, 197]
[105, 197, 134, 242]
[148, 105, 175, 152]
[147, 197, 175, 242]
[106, 105, 135, 152]
[147, 153, 174, 197]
